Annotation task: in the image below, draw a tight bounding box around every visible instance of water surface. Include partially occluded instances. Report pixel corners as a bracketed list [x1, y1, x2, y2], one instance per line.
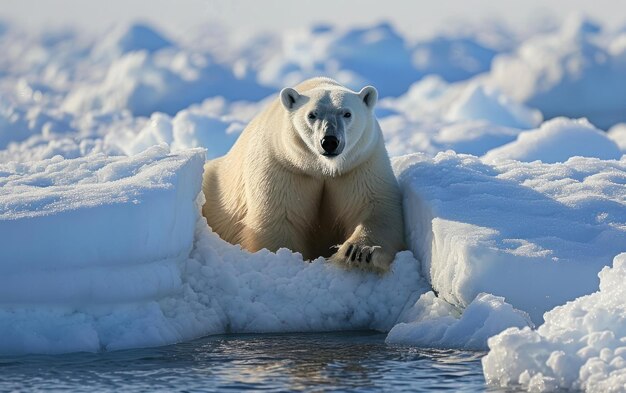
[0, 331, 518, 392]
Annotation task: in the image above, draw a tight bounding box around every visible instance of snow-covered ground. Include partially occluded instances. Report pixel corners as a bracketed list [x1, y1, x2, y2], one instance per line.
[395, 151, 626, 324]
[0, 12, 625, 392]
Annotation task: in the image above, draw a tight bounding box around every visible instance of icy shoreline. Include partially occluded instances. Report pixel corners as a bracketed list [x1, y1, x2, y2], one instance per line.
[1, 14, 626, 392]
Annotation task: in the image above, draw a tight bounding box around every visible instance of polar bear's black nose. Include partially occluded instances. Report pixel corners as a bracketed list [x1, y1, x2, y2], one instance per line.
[321, 136, 339, 154]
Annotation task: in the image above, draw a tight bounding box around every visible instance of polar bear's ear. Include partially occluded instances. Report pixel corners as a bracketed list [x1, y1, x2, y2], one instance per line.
[358, 86, 378, 109]
[280, 87, 300, 110]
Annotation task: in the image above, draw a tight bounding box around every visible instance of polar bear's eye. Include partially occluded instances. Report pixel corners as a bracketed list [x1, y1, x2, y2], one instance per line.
[344, 112, 351, 118]
[308, 112, 316, 120]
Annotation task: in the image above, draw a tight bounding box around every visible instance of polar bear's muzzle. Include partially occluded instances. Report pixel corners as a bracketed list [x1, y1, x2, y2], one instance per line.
[321, 135, 341, 156]
[314, 112, 345, 157]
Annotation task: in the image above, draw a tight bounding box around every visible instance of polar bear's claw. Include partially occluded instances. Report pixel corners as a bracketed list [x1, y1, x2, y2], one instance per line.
[331, 243, 385, 272]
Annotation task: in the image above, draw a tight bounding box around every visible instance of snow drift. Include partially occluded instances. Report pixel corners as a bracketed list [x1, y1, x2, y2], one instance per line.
[483, 253, 626, 392]
[62, 49, 272, 117]
[487, 15, 626, 129]
[0, 145, 203, 274]
[252, 22, 420, 97]
[483, 117, 623, 163]
[394, 151, 626, 324]
[386, 291, 532, 350]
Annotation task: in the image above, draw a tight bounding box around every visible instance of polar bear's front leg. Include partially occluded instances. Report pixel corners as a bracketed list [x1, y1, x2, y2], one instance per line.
[330, 221, 401, 273]
[329, 191, 405, 273]
[239, 218, 309, 256]
[239, 163, 323, 258]
[330, 167, 405, 273]
[326, 150, 405, 273]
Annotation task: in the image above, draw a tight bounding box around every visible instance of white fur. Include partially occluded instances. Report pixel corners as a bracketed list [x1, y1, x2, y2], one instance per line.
[202, 77, 405, 272]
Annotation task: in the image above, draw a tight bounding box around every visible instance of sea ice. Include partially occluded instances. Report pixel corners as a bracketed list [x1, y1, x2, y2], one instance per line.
[253, 23, 419, 97]
[0, 144, 204, 283]
[487, 15, 626, 129]
[394, 151, 626, 324]
[483, 117, 623, 163]
[483, 253, 626, 392]
[386, 291, 532, 350]
[62, 50, 272, 117]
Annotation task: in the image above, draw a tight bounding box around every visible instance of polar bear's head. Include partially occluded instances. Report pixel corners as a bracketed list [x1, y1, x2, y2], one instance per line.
[279, 80, 379, 176]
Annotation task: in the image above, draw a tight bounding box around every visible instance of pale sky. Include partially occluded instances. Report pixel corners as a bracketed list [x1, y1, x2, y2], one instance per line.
[2, 0, 626, 39]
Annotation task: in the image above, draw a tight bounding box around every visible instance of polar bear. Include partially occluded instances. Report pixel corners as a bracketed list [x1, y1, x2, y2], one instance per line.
[202, 77, 405, 272]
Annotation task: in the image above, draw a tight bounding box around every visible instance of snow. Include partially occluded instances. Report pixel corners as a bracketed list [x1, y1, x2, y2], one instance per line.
[486, 15, 626, 129]
[0, 96, 75, 150]
[62, 49, 272, 116]
[0, 144, 434, 354]
[483, 117, 623, 163]
[252, 22, 420, 97]
[482, 253, 626, 392]
[411, 36, 498, 82]
[93, 23, 173, 58]
[6, 143, 587, 355]
[378, 77, 542, 157]
[0, 14, 626, 385]
[110, 109, 242, 159]
[387, 292, 532, 350]
[0, 145, 203, 286]
[394, 151, 626, 324]
[446, 83, 542, 129]
[608, 123, 626, 152]
[379, 76, 542, 129]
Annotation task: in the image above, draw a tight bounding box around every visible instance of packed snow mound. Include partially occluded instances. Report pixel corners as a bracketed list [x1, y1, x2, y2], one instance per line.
[0, 96, 75, 150]
[105, 97, 256, 159]
[482, 253, 626, 392]
[253, 22, 420, 97]
[63, 50, 273, 116]
[445, 84, 542, 129]
[378, 77, 541, 157]
[0, 108, 144, 163]
[94, 23, 174, 58]
[327, 22, 419, 97]
[483, 117, 623, 163]
[184, 230, 427, 338]
[608, 123, 626, 152]
[106, 110, 245, 159]
[411, 36, 498, 83]
[487, 15, 626, 129]
[387, 291, 532, 350]
[381, 117, 524, 158]
[393, 152, 626, 323]
[0, 145, 204, 272]
[380, 76, 542, 129]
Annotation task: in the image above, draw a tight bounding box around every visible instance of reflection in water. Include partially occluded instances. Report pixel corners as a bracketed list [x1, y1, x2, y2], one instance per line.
[0, 331, 514, 392]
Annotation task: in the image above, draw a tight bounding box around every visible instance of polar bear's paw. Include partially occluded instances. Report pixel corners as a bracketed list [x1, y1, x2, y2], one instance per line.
[329, 242, 392, 273]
